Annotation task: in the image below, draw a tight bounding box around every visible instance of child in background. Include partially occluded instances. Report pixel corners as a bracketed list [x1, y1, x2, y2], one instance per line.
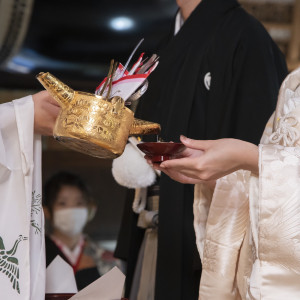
[43, 171, 118, 290]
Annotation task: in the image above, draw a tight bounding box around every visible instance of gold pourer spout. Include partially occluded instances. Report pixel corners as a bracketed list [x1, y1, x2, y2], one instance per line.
[129, 118, 161, 135]
[36, 72, 75, 108]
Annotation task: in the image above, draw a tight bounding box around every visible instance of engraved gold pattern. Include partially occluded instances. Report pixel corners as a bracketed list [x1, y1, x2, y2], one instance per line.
[36, 72, 160, 158]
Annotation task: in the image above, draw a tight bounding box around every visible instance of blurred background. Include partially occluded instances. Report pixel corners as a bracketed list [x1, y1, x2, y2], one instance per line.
[0, 0, 299, 250]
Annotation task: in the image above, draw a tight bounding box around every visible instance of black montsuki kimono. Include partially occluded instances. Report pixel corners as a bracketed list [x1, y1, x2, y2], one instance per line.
[115, 0, 288, 299]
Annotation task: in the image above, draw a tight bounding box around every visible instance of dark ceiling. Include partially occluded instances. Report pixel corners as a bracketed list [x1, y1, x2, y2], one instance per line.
[0, 0, 177, 92]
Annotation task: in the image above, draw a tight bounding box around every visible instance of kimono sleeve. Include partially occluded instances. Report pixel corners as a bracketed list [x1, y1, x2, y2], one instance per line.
[254, 144, 300, 299]
[0, 101, 16, 179]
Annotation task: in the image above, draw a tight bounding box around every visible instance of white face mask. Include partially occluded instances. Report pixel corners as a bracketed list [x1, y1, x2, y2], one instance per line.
[53, 207, 89, 236]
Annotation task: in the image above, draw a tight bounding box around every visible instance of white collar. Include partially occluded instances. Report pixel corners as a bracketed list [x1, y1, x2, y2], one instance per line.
[174, 10, 184, 36]
[51, 234, 85, 265]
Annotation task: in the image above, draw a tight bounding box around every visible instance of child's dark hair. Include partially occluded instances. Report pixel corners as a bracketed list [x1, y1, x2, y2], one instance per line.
[43, 171, 92, 215]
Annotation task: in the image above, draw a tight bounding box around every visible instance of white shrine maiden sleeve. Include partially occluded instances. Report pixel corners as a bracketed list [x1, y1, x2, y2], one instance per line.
[0, 96, 45, 300]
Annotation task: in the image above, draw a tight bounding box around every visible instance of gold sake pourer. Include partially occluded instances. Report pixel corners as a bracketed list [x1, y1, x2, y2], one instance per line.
[36, 72, 160, 159]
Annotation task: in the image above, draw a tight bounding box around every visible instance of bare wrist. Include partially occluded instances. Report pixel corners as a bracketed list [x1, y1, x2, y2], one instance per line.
[238, 141, 259, 174]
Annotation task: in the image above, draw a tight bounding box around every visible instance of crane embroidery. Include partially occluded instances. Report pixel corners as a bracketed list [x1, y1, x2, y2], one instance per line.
[0, 235, 28, 294]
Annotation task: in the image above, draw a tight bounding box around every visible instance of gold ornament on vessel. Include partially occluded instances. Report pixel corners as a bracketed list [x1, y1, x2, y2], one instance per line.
[36, 72, 160, 159]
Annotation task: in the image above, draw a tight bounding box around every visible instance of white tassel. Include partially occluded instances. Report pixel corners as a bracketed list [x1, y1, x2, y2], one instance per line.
[112, 138, 156, 188]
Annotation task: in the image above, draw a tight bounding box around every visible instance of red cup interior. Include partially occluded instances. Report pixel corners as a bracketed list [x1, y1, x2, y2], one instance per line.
[137, 142, 186, 163]
[45, 294, 128, 300]
[45, 294, 75, 300]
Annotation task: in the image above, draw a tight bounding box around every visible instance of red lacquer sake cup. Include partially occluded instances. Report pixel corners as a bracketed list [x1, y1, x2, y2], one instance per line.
[45, 294, 75, 300]
[45, 295, 128, 300]
[45, 294, 128, 300]
[137, 142, 186, 163]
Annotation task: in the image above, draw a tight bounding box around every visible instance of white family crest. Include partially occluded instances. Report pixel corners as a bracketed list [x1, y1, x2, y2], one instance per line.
[204, 72, 211, 90]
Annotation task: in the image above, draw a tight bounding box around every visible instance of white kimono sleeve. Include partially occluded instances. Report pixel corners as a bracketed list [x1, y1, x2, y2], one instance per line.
[0, 96, 45, 300]
[194, 67, 300, 300]
[249, 144, 300, 299]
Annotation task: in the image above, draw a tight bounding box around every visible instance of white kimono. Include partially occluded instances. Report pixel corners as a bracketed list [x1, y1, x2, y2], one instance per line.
[194, 67, 300, 299]
[0, 96, 45, 299]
